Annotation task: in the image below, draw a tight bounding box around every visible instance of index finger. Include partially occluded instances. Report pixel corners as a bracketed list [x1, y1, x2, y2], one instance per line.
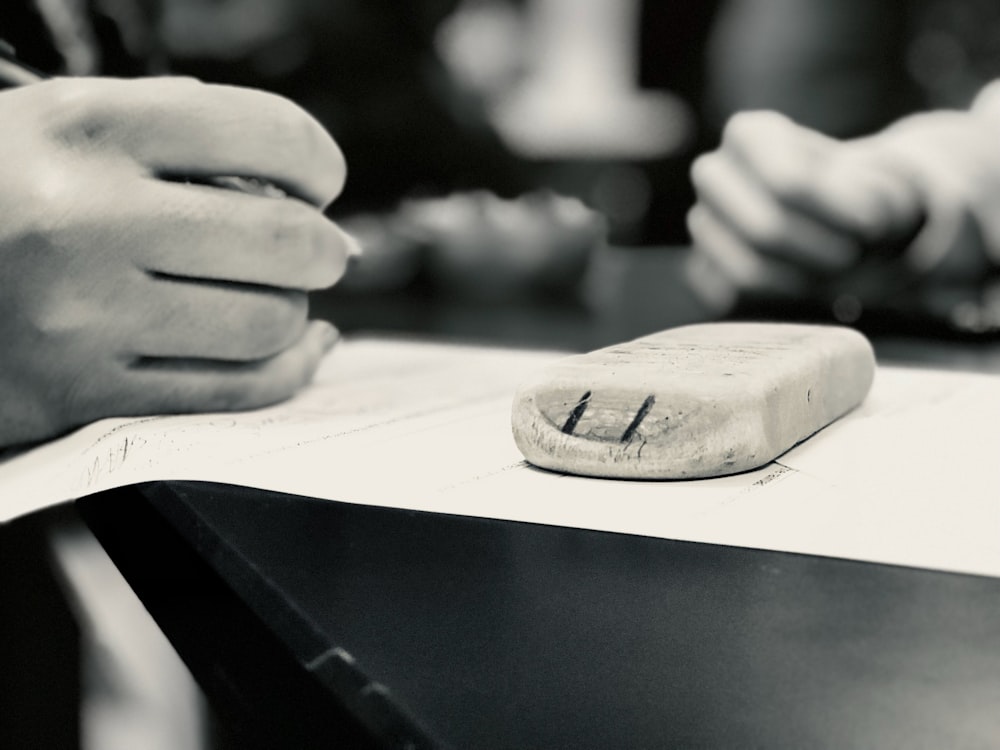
[59, 77, 346, 208]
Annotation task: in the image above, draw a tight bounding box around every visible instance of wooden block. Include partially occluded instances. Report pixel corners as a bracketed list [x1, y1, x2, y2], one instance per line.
[511, 322, 875, 479]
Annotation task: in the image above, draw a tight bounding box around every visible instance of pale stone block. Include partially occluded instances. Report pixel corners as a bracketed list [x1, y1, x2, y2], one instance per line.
[511, 322, 875, 479]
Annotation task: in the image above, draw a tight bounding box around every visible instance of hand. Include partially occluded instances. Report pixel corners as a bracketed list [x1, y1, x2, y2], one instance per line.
[0, 76, 354, 448]
[686, 110, 925, 313]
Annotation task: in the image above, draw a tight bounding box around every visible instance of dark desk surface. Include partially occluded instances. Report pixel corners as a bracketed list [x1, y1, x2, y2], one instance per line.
[79, 479, 1000, 750]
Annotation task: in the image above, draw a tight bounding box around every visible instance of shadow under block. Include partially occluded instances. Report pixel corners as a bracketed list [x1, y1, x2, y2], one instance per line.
[511, 322, 875, 479]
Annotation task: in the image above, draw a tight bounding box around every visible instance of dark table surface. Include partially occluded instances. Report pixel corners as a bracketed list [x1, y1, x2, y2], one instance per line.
[78, 475, 1000, 750]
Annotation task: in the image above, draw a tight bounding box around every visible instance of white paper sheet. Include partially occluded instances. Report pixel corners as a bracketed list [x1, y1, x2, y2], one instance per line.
[2, 335, 998, 577]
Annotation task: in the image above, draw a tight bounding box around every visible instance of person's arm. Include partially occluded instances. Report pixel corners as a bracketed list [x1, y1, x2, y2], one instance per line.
[0, 76, 354, 449]
[705, 0, 915, 138]
[868, 82, 1000, 278]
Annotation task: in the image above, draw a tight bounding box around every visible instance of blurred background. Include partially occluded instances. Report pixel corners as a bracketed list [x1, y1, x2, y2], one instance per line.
[6, 1, 1000, 748]
[148, 0, 1000, 348]
[10, 0, 1000, 348]
[146, 0, 723, 349]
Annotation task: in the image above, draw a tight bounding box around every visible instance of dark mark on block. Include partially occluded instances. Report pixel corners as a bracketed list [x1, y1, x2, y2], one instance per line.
[620, 394, 656, 443]
[561, 390, 592, 435]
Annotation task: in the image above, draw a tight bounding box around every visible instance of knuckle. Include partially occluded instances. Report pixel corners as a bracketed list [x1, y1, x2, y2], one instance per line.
[689, 154, 717, 190]
[240, 290, 308, 359]
[721, 111, 764, 147]
[30, 289, 95, 340]
[42, 79, 122, 149]
[265, 203, 346, 287]
[263, 96, 345, 204]
[685, 204, 709, 236]
[721, 110, 792, 157]
[266, 199, 316, 250]
[743, 210, 788, 249]
[52, 77, 211, 149]
[763, 163, 809, 202]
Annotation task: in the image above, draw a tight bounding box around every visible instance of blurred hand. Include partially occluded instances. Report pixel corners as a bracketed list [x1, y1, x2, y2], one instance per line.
[686, 110, 925, 313]
[0, 76, 354, 448]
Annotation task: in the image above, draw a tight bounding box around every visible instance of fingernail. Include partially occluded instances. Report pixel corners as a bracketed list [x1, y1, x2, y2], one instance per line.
[209, 175, 287, 198]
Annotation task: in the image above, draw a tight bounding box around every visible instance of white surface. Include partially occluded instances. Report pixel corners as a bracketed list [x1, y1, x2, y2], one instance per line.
[2, 335, 998, 577]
